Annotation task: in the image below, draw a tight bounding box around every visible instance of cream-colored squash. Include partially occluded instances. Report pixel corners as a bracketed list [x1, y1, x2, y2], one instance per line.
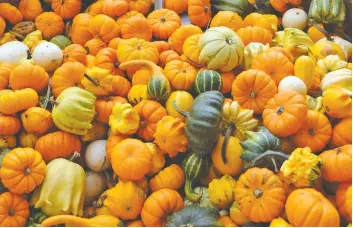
[321, 68, 352, 96]
[278, 76, 307, 96]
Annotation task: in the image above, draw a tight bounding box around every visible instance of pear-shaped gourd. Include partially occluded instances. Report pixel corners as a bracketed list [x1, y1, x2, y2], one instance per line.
[52, 87, 96, 135]
[33, 154, 86, 216]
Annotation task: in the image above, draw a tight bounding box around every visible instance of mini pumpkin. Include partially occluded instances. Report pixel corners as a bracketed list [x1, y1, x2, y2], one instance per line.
[188, 0, 211, 28]
[35, 12, 64, 40]
[210, 11, 243, 32]
[146, 142, 165, 175]
[105, 134, 128, 162]
[111, 138, 152, 181]
[243, 13, 278, 33]
[292, 110, 332, 153]
[336, 183, 352, 223]
[95, 48, 125, 76]
[89, 14, 120, 43]
[331, 118, 352, 147]
[0, 89, 38, 115]
[0, 147, 46, 194]
[19, 131, 40, 148]
[150, 164, 184, 192]
[126, 0, 152, 15]
[182, 34, 203, 67]
[232, 69, 277, 114]
[18, 0, 43, 21]
[163, 0, 188, 14]
[95, 96, 127, 124]
[0, 192, 29, 227]
[262, 91, 307, 137]
[63, 44, 87, 65]
[168, 24, 203, 55]
[0, 3, 23, 25]
[159, 50, 180, 68]
[0, 114, 20, 136]
[117, 38, 159, 64]
[154, 115, 188, 158]
[121, 16, 152, 41]
[85, 37, 107, 56]
[234, 168, 286, 222]
[21, 107, 53, 134]
[9, 64, 49, 92]
[0, 62, 15, 90]
[319, 144, 352, 182]
[164, 60, 197, 91]
[52, 0, 81, 19]
[71, 13, 93, 46]
[152, 40, 170, 54]
[237, 26, 273, 46]
[147, 9, 181, 40]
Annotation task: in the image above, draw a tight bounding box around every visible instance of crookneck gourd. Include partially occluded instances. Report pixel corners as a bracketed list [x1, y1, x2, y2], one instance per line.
[174, 91, 224, 156]
[166, 204, 219, 227]
[183, 153, 210, 202]
[120, 60, 171, 103]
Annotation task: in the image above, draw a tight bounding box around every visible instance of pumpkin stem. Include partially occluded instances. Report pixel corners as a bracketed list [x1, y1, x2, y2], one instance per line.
[172, 100, 190, 116]
[8, 208, 15, 216]
[308, 19, 333, 41]
[276, 106, 284, 115]
[221, 124, 235, 164]
[253, 188, 263, 198]
[308, 128, 315, 135]
[249, 90, 257, 99]
[24, 168, 31, 175]
[184, 179, 201, 202]
[68, 152, 80, 162]
[84, 73, 99, 86]
[160, 16, 166, 22]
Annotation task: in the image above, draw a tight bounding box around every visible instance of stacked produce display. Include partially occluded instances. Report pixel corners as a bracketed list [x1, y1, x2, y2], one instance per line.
[0, 0, 352, 226]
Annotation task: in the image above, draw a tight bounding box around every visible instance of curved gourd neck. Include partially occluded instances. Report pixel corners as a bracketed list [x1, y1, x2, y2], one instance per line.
[119, 60, 164, 77]
[41, 215, 89, 227]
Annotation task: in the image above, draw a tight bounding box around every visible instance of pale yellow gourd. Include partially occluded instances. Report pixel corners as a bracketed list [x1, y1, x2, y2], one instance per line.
[316, 55, 348, 79]
[294, 56, 315, 89]
[321, 68, 352, 96]
[208, 174, 236, 209]
[23, 30, 43, 49]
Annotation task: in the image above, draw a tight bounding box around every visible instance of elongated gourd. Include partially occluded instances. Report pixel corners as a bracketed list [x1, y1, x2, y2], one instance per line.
[294, 56, 315, 89]
[41, 215, 124, 227]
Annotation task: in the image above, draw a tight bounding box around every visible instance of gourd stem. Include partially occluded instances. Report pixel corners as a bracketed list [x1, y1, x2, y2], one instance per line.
[41, 215, 89, 227]
[68, 152, 80, 162]
[24, 168, 31, 175]
[8, 208, 15, 216]
[308, 19, 333, 41]
[42, 80, 51, 109]
[49, 97, 59, 106]
[84, 73, 99, 86]
[185, 179, 201, 202]
[276, 106, 284, 115]
[253, 188, 263, 198]
[271, 157, 278, 173]
[221, 124, 235, 164]
[172, 100, 190, 117]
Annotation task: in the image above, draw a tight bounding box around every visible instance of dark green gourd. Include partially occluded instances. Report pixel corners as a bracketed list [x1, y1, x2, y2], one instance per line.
[174, 91, 224, 156]
[182, 153, 209, 202]
[194, 70, 222, 95]
[166, 205, 219, 227]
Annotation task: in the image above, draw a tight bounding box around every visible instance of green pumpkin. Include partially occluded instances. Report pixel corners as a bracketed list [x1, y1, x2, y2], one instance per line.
[166, 205, 219, 227]
[194, 70, 223, 95]
[175, 91, 224, 156]
[240, 127, 288, 171]
[184, 187, 216, 209]
[50, 35, 72, 50]
[211, 0, 253, 17]
[183, 153, 209, 202]
[147, 75, 171, 103]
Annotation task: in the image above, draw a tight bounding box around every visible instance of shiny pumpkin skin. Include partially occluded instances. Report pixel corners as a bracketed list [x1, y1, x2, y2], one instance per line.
[331, 117, 352, 147]
[319, 144, 352, 182]
[235, 168, 286, 223]
[336, 183, 352, 223]
[0, 89, 39, 115]
[285, 188, 340, 227]
[0, 192, 29, 227]
[149, 164, 185, 192]
[141, 188, 184, 227]
[184, 91, 224, 156]
[0, 114, 21, 136]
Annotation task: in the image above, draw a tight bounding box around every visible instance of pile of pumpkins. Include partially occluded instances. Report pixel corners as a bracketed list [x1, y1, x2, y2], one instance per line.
[0, 0, 352, 227]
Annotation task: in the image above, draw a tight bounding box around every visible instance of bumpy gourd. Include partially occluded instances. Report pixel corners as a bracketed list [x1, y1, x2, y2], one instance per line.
[52, 87, 96, 135]
[208, 175, 236, 209]
[321, 68, 352, 96]
[243, 42, 270, 70]
[184, 187, 215, 209]
[280, 147, 323, 188]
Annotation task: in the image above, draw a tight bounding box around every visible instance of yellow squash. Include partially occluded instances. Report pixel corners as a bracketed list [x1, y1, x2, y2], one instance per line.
[109, 103, 140, 135]
[23, 30, 43, 49]
[82, 67, 113, 96]
[294, 56, 316, 89]
[321, 68, 352, 96]
[315, 54, 348, 79]
[208, 174, 236, 209]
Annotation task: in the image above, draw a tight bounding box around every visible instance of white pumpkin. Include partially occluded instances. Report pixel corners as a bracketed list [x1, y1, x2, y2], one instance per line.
[85, 140, 110, 172]
[278, 76, 307, 96]
[0, 41, 30, 65]
[282, 8, 308, 30]
[32, 41, 63, 72]
[319, 36, 352, 60]
[321, 68, 352, 96]
[243, 42, 270, 70]
[84, 171, 106, 206]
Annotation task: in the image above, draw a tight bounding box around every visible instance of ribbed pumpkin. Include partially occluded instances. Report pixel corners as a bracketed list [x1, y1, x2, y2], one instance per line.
[21, 107, 53, 134]
[237, 26, 273, 46]
[168, 24, 203, 55]
[94, 48, 125, 76]
[234, 168, 286, 222]
[0, 89, 39, 115]
[194, 70, 222, 95]
[95, 96, 127, 124]
[251, 50, 294, 85]
[121, 16, 152, 41]
[0, 62, 14, 90]
[182, 34, 203, 67]
[164, 60, 197, 91]
[105, 134, 128, 161]
[117, 38, 159, 64]
[116, 10, 144, 26]
[319, 144, 352, 182]
[52, 0, 81, 19]
[159, 50, 181, 68]
[292, 110, 332, 153]
[147, 9, 181, 40]
[243, 13, 278, 33]
[154, 115, 188, 158]
[84, 37, 107, 56]
[71, 13, 93, 46]
[263, 91, 307, 137]
[0, 114, 20, 136]
[163, 0, 188, 14]
[52, 62, 85, 97]
[35, 12, 64, 40]
[63, 44, 87, 65]
[232, 69, 277, 114]
[188, 0, 211, 28]
[336, 183, 352, 223]
[285, 188, 340, 227]
[152, 40, 171, 54]
[210, 11, 243, 32]
[18, 0, 43, 21]
[88, 14, 120, 43]
[199, 26, 244, 72]
[9, 64, 49, 92]
[331, 118, 352, 147]
[134, 100, 167, 141]
[35, 131, 81, 162]
[150, 164, 184, 192]
[0, 192, 29, 227]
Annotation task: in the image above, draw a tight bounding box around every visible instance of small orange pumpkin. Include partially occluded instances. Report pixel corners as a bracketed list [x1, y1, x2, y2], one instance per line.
[0, 192, 29, 227]
[106, 134, 129, 161]
[210, 11, 243, 32]
[188, 0, 211, 28]
[0, 62, 15, 90]
[111, 75, 131, 97]
[9, 64, 49, 92]
[71, 13, 93, 46]
[35, 12, 64, 40]
[152, 41, 171, 54]
[164, 60, 197, 91]
[35, 131, 82, 162]
[336, 183, 352, 223]
[95, 48, 125, 76]
[52, 0, 81, 19]
[108, 37, 122, 50]
[149, 164, 184, 192]
[0, 147, 46, 194]
[89, 14, 120, 43]
[126, 0, 152, 15]
[163, 0, 188, 14]
[121, 16, 152, 41]
[21, 107, 53, 134]
[147, 9, 181, 40]
[18, 0, 43, 21]
[331, 118, 352, 147]
[84, 37, 107, 56]
[220, 71, 236, 94]
[111, 138, 152, 181]
[63, 44, 87, 64]
[159, 50, 180, 68]
[116, 10, 144, 27]
[237, 26, 273, 46]
[0, 114, 21, 136]
[0, 3, 23, 25]
[95, 96, 127, 124]
[0, 89, 38, 115]
[168, 24, 203, 54]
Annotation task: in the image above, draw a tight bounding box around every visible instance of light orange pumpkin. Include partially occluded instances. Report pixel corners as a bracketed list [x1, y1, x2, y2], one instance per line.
[292, 110, 332, 153]
[149, 164, 184, 192]
[95, 48, 125, 76]
[168, 24, 203, 54]
[164, 60, 197, 91]
[159, 50, 180, 68]
[0, 3, 23, 25]
[163, 0, 188, 14]
[147, 9, 181, 40]
[98, 0, 129, 18]
[21, 107, 53, 134]
[126, 0, 152, 15]
[71, 13, 93, 46]
[52, 0, 81, 19]
[152, 41, 171, 54]
[336, 183, 352, 223]
[210, 11, 243, 32]
[63, 44, 87, 64]
[88, 14, 120, 43]
[35, 12, 64, 40]
[0, 114, 21, 136]
[116, 10, 144, 27]
[237, 26, 273, 46]
[111, 75, 131, 97]
[108, 37, 122, 50]
[121, 16, 152, 42]
[331, 118, 352, 147]
[117, 38, 159, 64]
[106, 134, 128, 161]
[18, 0, 43, 21]
[270, 0, 302, 13]
[95, 96, 127, 124]
[0, 62, 14, 90]
[0, 89, 39, 115]
[0, 192, 29, 227]
[188, 0, 211, 28]
[85, 37, 107, 56]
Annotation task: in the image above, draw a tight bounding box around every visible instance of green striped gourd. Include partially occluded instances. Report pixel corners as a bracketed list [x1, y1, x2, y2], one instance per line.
[194, 70, 222, 95]
[174, 91, 224, 156]
[119, 60, 171, 103]
[182, 153, 210, 202]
